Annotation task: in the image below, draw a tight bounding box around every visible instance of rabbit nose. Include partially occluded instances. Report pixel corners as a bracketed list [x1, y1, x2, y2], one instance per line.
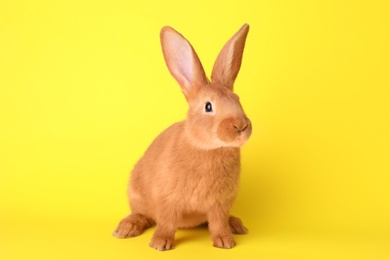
[233, 119, 249, 133]
[233, 123, 247, 133]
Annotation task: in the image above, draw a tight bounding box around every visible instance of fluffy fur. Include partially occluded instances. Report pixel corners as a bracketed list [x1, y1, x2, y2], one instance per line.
[113, 24, 252, 251]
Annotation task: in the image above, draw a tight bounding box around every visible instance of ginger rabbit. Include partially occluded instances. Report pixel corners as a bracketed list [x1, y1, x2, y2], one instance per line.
[113, 24, 252, 251]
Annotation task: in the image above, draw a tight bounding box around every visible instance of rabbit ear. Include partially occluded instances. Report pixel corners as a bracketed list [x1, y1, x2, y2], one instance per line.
[211, 24, 249, 90]
[160, 26, 209, 98]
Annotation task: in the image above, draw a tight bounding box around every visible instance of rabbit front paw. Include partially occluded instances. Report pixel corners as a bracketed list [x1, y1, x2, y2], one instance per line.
[212, 234, 236, 249]
[149, 235, 175, 251]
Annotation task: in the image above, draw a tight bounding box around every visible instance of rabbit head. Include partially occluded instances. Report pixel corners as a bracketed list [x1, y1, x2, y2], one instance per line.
[160, 24, 252, 150]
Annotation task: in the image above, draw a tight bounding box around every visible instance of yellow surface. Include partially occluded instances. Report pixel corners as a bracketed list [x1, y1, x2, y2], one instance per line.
[1, 0, 389, 259]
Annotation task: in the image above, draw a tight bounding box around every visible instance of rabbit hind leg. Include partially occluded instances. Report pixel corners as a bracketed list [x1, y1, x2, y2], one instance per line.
[229, 215, 248, 234]
[113, 213, 155, 239]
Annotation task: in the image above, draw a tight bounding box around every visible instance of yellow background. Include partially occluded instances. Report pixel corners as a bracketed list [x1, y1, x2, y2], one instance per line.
[1, 0, 389, 259]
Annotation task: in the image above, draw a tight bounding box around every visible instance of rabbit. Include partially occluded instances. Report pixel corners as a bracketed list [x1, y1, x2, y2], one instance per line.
[113, 24, 252, 251]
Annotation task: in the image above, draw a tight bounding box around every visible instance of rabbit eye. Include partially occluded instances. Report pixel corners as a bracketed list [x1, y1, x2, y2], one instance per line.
[205, 102, 213, 112]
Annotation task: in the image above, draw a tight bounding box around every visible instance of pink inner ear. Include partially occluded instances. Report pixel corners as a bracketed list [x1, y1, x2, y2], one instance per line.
[161, 29, 194, 91]
[169, 36, 194, 88]
[161, 27, 209, 96]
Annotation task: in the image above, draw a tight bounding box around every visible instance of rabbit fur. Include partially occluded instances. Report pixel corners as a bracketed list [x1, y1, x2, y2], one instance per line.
[113, 24, 252, 251]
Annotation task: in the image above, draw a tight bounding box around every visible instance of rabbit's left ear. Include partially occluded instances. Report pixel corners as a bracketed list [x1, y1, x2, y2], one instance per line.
[211, 24, 249, 90]
[160, 26, 209, 99]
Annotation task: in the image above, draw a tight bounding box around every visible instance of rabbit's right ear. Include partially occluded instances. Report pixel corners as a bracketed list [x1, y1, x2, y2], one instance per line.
[160, 27, 209, 98]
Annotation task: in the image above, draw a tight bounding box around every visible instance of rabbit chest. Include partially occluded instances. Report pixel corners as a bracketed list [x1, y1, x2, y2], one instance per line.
[162, 147, 241, 212]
